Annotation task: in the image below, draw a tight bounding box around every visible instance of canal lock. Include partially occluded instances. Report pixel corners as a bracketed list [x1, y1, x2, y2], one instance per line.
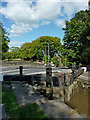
[29, 65, 76, 102]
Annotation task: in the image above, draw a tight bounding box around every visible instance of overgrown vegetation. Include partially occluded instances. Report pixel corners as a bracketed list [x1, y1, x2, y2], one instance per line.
[2, 83, 48, 120]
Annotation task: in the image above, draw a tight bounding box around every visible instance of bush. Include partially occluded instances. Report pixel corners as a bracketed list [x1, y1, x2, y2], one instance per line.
[52, 56, 59, 67]
[43, 55, 51, 64]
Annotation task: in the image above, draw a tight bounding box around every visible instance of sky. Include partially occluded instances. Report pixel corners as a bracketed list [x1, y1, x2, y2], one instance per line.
[0, 0, 89, 48]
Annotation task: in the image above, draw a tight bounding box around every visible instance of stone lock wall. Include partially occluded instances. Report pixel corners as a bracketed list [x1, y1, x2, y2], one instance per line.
[53, 73, 74, 101]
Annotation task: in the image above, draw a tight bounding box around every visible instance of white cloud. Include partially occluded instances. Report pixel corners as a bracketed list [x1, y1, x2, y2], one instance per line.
[55, 19, 65, 27]
[10, 24, 31, 37]
[40, 21, 50, 25]
[62, 1, 88, 18]
[2, 0, 88, 2]
[9, 41, 24, 47]
[9, 23, 39, 37]
[1, 0, 88, 37]
[59, 0, 88, 2]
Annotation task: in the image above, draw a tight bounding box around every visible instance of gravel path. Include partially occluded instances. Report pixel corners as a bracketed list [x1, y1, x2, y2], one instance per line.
[11, 81, 87, 119]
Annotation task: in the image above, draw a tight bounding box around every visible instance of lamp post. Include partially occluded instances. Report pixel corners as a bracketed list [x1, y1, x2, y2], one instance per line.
[48, 43, 49, 65]
[65, 56, 66, 67]
[45, 47, 46, 65]
[45, 42, 53, 66]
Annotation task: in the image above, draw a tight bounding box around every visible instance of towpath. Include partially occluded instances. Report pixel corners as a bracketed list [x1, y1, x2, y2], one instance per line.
[11, 81, 86, 119]
[78, 71, 90, 81]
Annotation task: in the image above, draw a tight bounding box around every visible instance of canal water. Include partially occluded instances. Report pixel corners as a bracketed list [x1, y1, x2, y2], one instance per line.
[66, 85, 90, 118]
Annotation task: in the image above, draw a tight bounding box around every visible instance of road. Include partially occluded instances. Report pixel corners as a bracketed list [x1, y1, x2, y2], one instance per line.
[0, 66, 71, 75]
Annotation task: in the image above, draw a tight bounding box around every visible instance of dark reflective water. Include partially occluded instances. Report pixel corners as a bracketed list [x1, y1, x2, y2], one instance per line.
[66, 85, 90, 118]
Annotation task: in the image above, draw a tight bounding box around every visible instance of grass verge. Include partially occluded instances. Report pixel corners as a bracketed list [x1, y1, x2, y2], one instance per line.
[2, 83, 48, 120]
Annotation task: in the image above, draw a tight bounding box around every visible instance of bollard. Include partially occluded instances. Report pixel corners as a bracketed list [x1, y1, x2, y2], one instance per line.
[46, 64, 52, 87]
[19, 66, 23, 75]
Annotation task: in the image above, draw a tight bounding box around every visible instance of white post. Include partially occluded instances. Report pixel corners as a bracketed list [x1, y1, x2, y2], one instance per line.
[48, 43, 49, 65]
[45, 47, 46, 65]
[65, 56, 66, 67]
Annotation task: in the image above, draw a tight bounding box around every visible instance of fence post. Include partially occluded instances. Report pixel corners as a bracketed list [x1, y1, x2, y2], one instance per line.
[19, 66, 23, 75]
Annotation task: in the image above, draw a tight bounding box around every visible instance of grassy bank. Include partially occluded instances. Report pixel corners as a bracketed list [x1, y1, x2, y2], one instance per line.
[2, 82, 48, 120]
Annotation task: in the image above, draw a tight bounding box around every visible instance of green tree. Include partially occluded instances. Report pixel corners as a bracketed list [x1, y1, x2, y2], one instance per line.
[10, 47, 21, 59]
[0, 22, 10, 59]
[4, 51, 12, 61]
[28, 36, 61, 61]
[60, 48, 76, 66]
[43, 55, 51, 64]
[20, 43, 32, 60]
[62, 9, 90, 65]
[52, 56, 59, 67]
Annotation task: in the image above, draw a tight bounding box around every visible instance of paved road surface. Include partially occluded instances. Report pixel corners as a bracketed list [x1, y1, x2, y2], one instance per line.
[0, 66, 71, 75]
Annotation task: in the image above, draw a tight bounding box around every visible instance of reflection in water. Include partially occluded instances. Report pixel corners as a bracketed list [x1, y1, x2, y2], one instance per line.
[66, 86, 90, 118]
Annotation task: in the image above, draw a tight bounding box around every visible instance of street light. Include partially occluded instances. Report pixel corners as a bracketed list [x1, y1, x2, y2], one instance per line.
[45, 47, 46, 65]
[44, 43, 50, 65]
[48, 43, 49, 65]
[65, 56, 66, 67]
[45, 42, 54, 66]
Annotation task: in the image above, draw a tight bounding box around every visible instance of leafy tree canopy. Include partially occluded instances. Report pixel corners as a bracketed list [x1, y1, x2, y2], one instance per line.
[0, 21, 10, 59]
[28, 36, 61, 61]
[20, 43, 32, 60]
[62, 9, 90, 65]
[10, 47, 21, 59]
